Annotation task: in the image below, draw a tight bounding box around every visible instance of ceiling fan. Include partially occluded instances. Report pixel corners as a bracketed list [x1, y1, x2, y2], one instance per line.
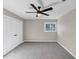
[26, 4, 53, 17]
[26, 0, 66, 17]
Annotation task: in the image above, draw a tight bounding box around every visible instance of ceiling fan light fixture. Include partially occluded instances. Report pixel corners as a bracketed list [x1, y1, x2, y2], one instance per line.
[37, 13, 41, 16]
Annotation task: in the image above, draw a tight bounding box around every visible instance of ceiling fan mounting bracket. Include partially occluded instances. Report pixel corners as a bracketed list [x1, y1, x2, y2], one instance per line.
[62, 0, 66, 2]
[38, 6, 41, 9]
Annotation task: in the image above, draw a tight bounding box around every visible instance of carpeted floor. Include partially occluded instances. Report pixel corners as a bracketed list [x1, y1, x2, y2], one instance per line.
[3, 42, 75, 59]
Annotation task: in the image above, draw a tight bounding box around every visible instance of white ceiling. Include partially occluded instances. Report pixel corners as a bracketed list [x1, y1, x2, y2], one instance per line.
[3, 0, 76, 20]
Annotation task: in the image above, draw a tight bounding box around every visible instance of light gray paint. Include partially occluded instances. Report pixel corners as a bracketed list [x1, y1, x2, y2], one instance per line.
[23, 20, 57, 42]
[57, 9, 76, 57]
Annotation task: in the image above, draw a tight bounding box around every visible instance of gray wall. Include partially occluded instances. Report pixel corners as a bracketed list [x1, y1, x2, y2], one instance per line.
[23, 20, 57, 42]
[57, 9, 76, 57]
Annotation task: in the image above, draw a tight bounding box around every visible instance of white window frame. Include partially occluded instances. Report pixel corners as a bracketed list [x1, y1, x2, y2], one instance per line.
[44, 22, 57, 32]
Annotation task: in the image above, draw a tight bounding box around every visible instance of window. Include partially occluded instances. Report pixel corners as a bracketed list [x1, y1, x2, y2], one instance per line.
[44, 22, 57, 32]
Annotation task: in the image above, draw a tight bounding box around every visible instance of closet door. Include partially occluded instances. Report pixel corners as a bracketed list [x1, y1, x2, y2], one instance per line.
[3, 15, 23, 55]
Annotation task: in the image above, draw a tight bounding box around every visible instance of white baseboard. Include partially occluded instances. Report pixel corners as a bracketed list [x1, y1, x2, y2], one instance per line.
[24, 40, 57, 42]
[57, 42, 76, 58]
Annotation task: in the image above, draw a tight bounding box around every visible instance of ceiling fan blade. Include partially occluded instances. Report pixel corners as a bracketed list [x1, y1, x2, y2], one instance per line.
[26, 12, 37, 13]
[30, 4, 38, 11]
[41, 7, 53, 12]
[40, 12, 49, 16]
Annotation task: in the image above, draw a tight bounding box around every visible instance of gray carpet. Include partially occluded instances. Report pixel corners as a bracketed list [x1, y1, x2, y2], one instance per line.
[4, 42, 75, 59]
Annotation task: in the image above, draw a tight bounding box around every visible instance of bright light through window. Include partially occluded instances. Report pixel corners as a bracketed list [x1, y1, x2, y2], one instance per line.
[44, 22, 57, 32]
